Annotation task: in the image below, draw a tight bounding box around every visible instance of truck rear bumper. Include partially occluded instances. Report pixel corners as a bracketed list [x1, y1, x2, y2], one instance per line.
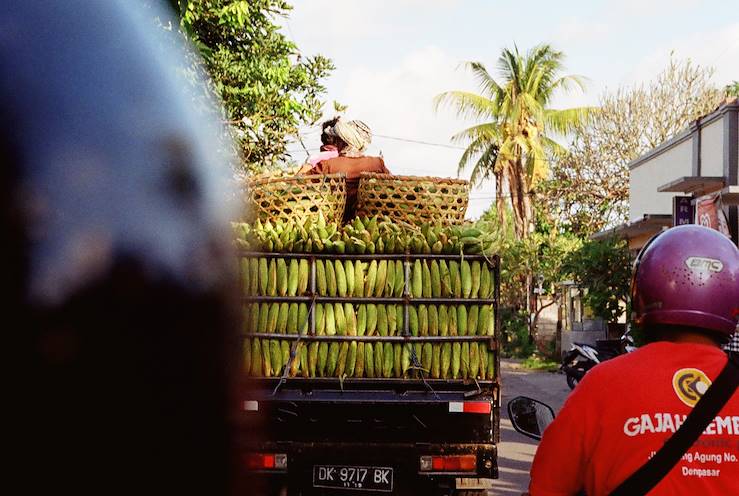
[239, 441, 496, 495]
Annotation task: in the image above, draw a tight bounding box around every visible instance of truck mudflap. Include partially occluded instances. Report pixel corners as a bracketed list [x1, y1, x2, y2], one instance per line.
[242, 441, 496, 495]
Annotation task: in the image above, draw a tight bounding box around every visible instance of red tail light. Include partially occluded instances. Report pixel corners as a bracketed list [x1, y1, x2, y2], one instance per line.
[244, 453, 287, 470]
[420, 455, 476, 472]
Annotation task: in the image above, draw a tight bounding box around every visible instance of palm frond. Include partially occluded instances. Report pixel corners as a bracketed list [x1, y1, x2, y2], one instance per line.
[433, 90, 499, 120]
[543, 107, 594, 135]
[462, 61, 503, 99]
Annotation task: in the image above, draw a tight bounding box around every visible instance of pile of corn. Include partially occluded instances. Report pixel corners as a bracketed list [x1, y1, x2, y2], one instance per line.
[236, 215, 496, 381]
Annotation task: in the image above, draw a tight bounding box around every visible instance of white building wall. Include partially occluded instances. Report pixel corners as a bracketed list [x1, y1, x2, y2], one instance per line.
[629, 139, 692, 220]
[700, 119, 724, 177]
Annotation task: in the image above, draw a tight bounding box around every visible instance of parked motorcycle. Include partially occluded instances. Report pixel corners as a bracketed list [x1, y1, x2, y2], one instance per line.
[561, 330, 636, 389]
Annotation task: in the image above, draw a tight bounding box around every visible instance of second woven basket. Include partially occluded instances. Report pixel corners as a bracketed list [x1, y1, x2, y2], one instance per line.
[356, 173, 469, 225]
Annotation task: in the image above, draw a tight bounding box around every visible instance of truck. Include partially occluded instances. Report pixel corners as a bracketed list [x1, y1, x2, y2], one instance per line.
[237, 250, 501, 495]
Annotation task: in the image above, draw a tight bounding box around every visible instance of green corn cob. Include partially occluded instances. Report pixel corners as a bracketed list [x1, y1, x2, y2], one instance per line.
[365, 343, 375, 378]
[287, 302, 298, 334]
[281, 340, 290, 373]
[419, 305, 428, 336]
[316, 260, 327, 295]
[327, 342, 339, 376]
[298, 259, 309, 295]
[457, 305, 468, 336]
[345, 260, 355, 297]
[267, 259, 277, 296]
[374, 341, 384, 378]
[428, 305, 439, 336]
[365, 260, 377, 297]
[270, 339, 282, 375]
[479, 265, 490, 299]
[439, 260, 451, 297]
[277, 258, 288, 296]
[326, 259, 337, 296]
[355, 342, 365, 377]
[367, 304, 378, 336]
[461, 342, 470, 379]
[383, 342, 394, 378]
[377, 305, 388, 336]
[449, 261, 461, 297]
[344, 303, 357, 336]
[409, 306, 419, 336]
[357, 304, 367, 336]
[258, 302, 269, 333]
[422, 262, 432, 298]
[316, 303, 326, 335]
[298, 303, 309, 335]
[441, 343, 451, 379]
[354, 261, 365, 298]
[430, 261, 441, 297]
[287, 259, 299, 296]
[412, 260, 422, 298]
[478, 305, 491, 335]
[300, 343, 310, 378]
[431, 344, 440, 379]
[259, 258, 268, 295]
[467, 306, 478, 338]
[471, 261, 481, 298]
[374, 260, 387, 297]
[308, 342, 318, 377]
[334, 302, 346, 336]
[487, 350, 495, 379]
[267, 303, 279, 334]
[452, 342, 461, 379]
[249, 303, 259, 334]
[249, 258, 259, 296]
[422, 343, 432, 373]
[337, 342, 349, 377]
[396, 305, 404, 334]
[334, 260, 347, 297]
[385, 260, 395, 297]
[251, 338, 263, 376]
[276, 302, 289, 334]
[402, 344, 411, 377]
[346, 341, 357, 377]
[325, 303, 336, 336]
[439, 305, 448, 336]
[387, 304, 397, 336]
[393, 343, 402, 377]
[470, 341, 479, 379]
[449, 305, 458, 336]
[461, 260, 472, 298]
[394, 260, 405, 297]
[318, 342, 328, 377]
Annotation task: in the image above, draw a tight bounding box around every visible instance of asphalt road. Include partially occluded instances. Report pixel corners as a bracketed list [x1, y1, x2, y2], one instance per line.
[488, 359, 571, 496]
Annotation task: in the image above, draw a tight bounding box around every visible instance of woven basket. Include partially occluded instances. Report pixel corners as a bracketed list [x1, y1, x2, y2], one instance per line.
[356, 173, 470, 225]
[246, 173, 346, 224]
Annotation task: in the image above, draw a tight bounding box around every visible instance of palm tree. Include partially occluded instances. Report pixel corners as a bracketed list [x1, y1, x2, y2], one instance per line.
[435, 44, 591, 238]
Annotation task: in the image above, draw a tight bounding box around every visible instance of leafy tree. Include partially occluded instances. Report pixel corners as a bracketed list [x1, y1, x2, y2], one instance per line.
[563, 237, 632, 323]
[168, 0, 333, 173]
[726, 81, 739, 97]
[435, 44, 591, 239]
[544, 59, 723, 235]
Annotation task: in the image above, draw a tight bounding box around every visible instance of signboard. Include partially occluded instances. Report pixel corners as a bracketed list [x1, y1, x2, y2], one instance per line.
[672, 196, 693, 226]
[695, 194, 731, 238]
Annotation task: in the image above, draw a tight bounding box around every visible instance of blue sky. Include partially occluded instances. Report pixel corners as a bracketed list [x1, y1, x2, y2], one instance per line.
[284, 0, 739, 218]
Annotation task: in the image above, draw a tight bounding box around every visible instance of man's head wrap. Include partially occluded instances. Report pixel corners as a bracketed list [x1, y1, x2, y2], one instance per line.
[333, 119, 372, 156]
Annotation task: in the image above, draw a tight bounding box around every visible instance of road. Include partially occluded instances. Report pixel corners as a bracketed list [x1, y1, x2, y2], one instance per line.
[489, 359, 571, 496]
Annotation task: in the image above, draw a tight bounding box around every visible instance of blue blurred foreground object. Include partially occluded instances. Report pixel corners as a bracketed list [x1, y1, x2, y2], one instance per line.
[2, 1, 240, 494]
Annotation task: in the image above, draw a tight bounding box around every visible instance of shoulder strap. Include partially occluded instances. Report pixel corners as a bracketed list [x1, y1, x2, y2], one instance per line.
[610, 357, 739, 496]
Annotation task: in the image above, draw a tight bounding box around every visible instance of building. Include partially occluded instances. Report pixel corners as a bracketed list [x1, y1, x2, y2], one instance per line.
[594, 97, 738, 250]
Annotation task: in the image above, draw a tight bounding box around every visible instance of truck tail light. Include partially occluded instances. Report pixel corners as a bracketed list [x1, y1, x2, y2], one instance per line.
[245, 453, 287, 470]
[448, 401, 491, 414]
[419, 455, 476, 472]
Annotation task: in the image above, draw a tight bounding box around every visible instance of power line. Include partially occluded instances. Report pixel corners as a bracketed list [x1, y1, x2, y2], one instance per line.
[373, 134, 467, 150]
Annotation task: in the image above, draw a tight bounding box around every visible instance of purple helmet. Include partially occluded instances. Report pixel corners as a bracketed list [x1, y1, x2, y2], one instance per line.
[632, 225, 739, 337]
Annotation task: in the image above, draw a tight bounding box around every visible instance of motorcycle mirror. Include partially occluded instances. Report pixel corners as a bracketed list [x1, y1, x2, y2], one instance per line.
[507, 396, 555, 441]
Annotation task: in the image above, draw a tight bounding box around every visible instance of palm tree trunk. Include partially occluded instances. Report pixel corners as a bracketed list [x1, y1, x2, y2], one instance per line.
[495, 168, 506, 227]
[507, 161, 527, 239]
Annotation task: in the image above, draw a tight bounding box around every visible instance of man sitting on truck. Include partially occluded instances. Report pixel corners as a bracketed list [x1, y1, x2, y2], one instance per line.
[302, 118, 390, 221]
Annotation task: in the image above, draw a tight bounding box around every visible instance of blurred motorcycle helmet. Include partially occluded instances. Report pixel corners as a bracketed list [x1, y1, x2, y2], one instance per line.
[631, 225, 739, 339]
[3, 1, 239, 494]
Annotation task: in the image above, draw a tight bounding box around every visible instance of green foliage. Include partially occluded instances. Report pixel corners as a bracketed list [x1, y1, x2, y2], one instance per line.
[563, 237, 632, 323]
[726, 81, 739, 98]
[435, 44, 591, 238]
[173, 0, 333, 173]
[521, 354, 559, 371]
[500, 308, 535, 358]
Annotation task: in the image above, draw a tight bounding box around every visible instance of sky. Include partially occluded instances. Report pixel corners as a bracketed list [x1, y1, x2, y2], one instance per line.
[283, 0, 739, 219]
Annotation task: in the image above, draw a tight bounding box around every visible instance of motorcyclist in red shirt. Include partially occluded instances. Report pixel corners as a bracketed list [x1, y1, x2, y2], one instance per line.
[528, 225, 739, 495]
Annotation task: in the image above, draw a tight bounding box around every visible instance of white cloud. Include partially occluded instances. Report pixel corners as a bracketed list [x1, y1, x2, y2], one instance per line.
[553, 17, 611, 43]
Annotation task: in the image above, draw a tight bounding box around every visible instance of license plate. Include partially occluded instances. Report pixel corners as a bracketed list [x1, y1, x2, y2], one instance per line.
[313, 465, 393, 492]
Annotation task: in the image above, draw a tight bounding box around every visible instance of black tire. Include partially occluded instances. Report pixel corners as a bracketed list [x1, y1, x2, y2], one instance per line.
[566, 373, 579, 390]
